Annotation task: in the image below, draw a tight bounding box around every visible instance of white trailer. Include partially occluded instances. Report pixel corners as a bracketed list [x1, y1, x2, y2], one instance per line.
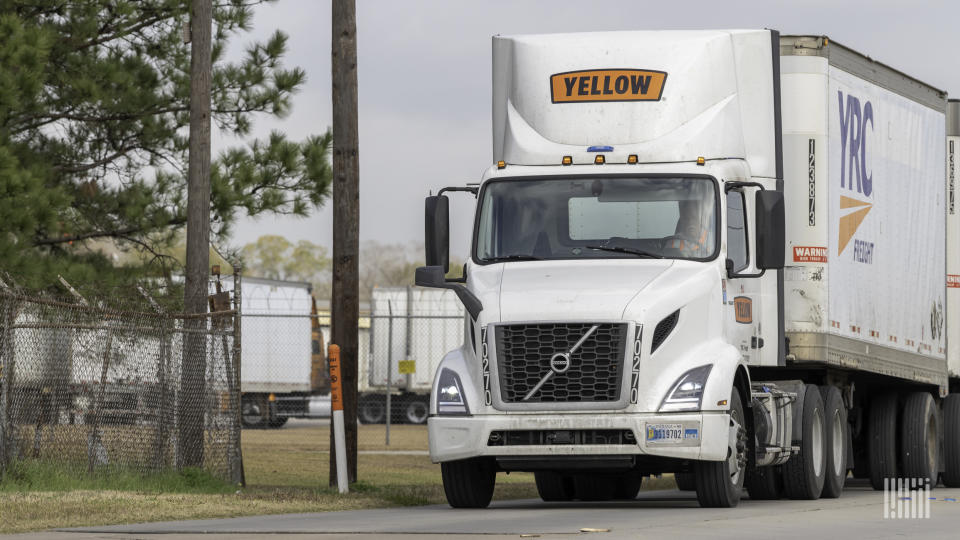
[231, 277, 327, 427]
[415, 30, 959, 508]
[356, 287, 464, 424]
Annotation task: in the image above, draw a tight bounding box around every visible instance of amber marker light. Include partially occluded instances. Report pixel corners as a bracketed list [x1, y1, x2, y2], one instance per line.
[562, 156, 573, 165]
[497, 160, 506, 169]
[697, 156, 705, 166]
[627, 154, 638, 164]
[594, 155, 605, 165]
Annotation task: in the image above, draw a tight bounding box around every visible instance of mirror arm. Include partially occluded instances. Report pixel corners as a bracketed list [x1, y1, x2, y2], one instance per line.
[415, 266, 482, 319]
[438, 186, 479, 197]
[724, 181, 765, 193]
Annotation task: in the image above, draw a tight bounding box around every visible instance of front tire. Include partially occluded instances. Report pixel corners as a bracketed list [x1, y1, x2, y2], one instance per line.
[782, 384, 826, 500]
[746, 465, 782, 500]
[572, 475, 616, 501]
[820, 385, 847, 498]
[441, 458, 496, 508]
[674, 472, 696, 491]
[613, 475, 643, 500]
[901, 391, 939, 486]
[694, 389, 746, 508]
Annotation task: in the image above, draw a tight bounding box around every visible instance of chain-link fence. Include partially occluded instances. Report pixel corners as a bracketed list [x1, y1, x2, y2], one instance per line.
[0, 274, 243, 484]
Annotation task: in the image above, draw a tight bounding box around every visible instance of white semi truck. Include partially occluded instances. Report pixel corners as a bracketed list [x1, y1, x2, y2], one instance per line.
[415, 30, 960, 508]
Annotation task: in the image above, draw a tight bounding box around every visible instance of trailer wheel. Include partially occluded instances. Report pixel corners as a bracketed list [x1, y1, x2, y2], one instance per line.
[782, 384, 826, 500]
[820, 385, 847, 498]
[745, 465, 782, 500]
[534, 471, 575, 501]
[614, 475, 643, 500]
[674, 472, 696, 491]
[868, 392, 900, 491]
[694, 389, 746, 508]
[402, 397, 428, 424]
[441, 457, 496, 508]
[358, 395, 386, 424]
[572, 475, 616, 501]
[268, 417, 288, 429]
[901, 391, 939, 486]
[943, 394, 960, 487]
[241, 395, 268, 428]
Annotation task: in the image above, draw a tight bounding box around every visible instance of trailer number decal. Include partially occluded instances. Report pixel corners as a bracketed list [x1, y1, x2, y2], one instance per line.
[808, 139, 816, 226]
[481, 326, 491, 406]
[734, 296, 752, 324]
[630, 326, 642, 404]
[550, 69, 667, 103]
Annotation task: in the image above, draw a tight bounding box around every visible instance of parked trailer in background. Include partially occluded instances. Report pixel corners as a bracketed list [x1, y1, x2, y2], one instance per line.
[355, 287, 464, 424]
[415, 30, 960, 508]
[230, 277, 329, 427]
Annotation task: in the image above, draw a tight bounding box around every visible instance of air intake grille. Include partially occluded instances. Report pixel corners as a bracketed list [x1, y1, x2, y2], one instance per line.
[651, 311, 679, 353]
[495, 323, 626, 403]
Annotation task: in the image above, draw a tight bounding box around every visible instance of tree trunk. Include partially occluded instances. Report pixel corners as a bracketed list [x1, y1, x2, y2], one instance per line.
[180, 0, 213, 469]
[330, 0, 359, 486]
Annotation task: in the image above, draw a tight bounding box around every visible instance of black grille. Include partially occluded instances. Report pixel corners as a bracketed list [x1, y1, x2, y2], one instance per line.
[651, 311, 679, 353]
[488, 429, 635, 446]
[495, 323, 626, 403]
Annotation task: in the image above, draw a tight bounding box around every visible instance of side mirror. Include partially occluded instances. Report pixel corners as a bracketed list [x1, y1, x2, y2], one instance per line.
[415, 265, 482, 320]
[424, 195, 450, 273]
[755, 190, 785, 270]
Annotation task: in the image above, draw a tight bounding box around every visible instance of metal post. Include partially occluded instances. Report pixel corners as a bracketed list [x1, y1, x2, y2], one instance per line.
[385, 301, 393, 446]
[232, 266, 245, 486]
[404, 286, 412, 390]
[0, 296, 11, 477]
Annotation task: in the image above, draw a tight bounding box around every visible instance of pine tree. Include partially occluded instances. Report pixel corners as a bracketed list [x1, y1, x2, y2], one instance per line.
[0, 1, 331, 289]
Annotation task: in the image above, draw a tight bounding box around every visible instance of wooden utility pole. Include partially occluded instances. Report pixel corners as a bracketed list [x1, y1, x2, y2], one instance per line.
[180, 0, 213, 468]
[330, 0, 359, 485]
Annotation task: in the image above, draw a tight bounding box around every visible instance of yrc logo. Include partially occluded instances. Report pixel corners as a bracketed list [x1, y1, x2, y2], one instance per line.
[837, 91, 875, 264]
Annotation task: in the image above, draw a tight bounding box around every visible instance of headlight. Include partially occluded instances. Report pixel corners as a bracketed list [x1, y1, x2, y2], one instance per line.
[437, 368, 470, 416]
[659, 364, 712, 412]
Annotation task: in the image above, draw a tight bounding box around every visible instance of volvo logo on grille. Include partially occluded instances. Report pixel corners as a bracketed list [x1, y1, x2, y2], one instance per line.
[523, 324, 599, 401]
[550, 352, 572, 374]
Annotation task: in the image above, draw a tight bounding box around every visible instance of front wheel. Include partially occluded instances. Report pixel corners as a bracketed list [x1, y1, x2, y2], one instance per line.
[534, 471, 575, 501]
[441, 458, 496, 508]
[694, 389, 747, 508]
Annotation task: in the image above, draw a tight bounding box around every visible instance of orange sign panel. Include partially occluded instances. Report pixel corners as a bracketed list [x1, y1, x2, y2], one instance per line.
[734, 296, 753, 324]
[550, 69, 667, 103]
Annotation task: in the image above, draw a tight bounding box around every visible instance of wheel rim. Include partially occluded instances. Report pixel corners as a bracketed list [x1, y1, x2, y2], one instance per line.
[242, 402, 263, 425]
[831, 409, 844, 477]
[728, 407, 747, 485]
[362, 401, 385, 423]
[406, 401, 428, 423]
[812, 407, 825, 478]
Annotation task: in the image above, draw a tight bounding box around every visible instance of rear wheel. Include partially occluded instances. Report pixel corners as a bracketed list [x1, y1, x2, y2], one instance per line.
[534, 471, 575, 501]
[694, 389, 747, 508]
[943, 394, 960, 487]
[782, 384, 826, 500]
[901, 391, 939, 487]
[241, 395, 268, 428]
[402, 397, 429, 424]
[572, 475, 616, 501]
[820, 385, 847, 498]
[441, 458, 496, 508]
[869, 392, 900, 491]
[268, 417, 288, 429]
[358, 395, 386, 424]
[674, 472, 696, 491]
[613, 475, 643, 500]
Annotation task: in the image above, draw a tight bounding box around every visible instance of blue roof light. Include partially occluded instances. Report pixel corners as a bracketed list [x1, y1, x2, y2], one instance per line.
[587, 145, 614, 152]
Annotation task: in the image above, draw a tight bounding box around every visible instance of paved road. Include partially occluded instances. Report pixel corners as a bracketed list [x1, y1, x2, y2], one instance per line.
[10, 482, 960, 540]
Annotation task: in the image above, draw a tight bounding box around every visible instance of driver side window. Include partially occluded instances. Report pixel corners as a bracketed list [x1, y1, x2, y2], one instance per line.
[727, 191, 748, 272]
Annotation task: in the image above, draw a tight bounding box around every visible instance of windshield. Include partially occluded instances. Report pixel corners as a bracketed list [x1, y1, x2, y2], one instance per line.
[475, 176, 718, 262]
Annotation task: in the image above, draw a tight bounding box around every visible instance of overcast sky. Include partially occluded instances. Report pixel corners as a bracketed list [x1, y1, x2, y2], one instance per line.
[220, 0, 960, 258]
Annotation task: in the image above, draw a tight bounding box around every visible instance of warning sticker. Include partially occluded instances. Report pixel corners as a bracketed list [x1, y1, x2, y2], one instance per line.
[793, 246, 827, 263]
[948, 275, 960, 288]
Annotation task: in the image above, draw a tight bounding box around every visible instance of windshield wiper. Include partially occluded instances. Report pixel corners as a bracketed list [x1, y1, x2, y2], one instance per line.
[484, 254, 544, 262]
[586, 245, 664, 259]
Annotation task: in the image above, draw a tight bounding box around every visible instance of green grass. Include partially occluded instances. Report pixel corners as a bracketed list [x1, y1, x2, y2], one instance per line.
[0, 460, 234, 494]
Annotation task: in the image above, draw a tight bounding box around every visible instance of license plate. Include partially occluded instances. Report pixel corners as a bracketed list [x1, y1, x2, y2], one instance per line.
[646, 423, 683, 442]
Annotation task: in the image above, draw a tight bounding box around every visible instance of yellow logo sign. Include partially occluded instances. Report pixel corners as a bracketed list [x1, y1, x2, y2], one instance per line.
[838, 196, 872, 255]
[550, 69, 667, 103]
